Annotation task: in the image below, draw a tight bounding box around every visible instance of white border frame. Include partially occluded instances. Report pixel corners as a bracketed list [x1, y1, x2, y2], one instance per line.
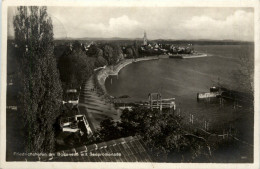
[1, 0, 259, 169]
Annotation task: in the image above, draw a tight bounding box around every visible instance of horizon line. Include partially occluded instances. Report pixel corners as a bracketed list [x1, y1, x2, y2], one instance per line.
[7, 36, 254, 43]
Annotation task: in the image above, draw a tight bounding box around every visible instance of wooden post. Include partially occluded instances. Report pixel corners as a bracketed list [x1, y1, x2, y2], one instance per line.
[219, 97, 223, 106]
[159, 93, 162, 112]
[197, 93, 200, 102]
[206, 121, 209, 131]
[157, 94, 159, 108]
[234, 96, 237, 109]
[204, 121, 207, 131]
[189, 114, 193, 124]
[148, 94, 152, 110]
[227, 131, 229, 138]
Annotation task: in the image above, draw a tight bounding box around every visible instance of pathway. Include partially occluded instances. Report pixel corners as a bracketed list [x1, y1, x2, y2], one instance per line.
[78, 75, 120, 132]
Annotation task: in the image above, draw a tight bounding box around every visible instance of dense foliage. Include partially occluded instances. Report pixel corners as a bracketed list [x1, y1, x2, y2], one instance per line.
[57, 42, 125, 89]
[58, 42, 96, 89]
[13, 6, 63, 153]
[103, 44, 124, 65]
[86, 44, 108, 67]
[87, 107, 211, 162]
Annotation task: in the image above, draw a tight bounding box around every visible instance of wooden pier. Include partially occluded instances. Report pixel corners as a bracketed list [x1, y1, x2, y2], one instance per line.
[146, 93, 176, 111]
[197, 92, 220, 101]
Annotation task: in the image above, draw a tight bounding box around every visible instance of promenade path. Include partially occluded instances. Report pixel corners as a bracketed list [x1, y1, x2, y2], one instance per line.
[78, 75, 120, 132]
[78, 57, 163, 132]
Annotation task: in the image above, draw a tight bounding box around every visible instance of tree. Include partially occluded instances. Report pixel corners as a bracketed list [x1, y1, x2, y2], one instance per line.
[58, 41, 95, 89]
[112, 44, 124, 64]
[103, 45, 114, 65]
[132, 41, 139, 58]
[72, 40, 82, 51]
[125, 47, 134, 58]
[95, 54, 108, 67]
[102, 44, 124, 65]
[13, 6, 63, 153]
[91, 107, 211, 162]
[86, 45, 107, 67]
[86, 43, 98, 57]
[99, 118, 121, 141]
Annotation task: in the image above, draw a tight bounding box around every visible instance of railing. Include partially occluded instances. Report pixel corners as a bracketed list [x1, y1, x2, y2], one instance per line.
[174, 105, 253, 148]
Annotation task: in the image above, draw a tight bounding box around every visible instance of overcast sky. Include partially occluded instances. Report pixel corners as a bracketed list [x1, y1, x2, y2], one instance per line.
[8, 7, 254, 41]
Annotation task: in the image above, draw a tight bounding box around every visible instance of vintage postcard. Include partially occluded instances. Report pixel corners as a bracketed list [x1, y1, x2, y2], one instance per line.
[0, 0, 259, 168]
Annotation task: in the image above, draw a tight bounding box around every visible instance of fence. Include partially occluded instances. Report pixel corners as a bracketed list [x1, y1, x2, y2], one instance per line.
[174, 102, 253, 148]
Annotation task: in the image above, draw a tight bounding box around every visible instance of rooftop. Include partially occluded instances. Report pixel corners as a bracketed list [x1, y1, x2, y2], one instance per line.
[19, 136, 153, 162]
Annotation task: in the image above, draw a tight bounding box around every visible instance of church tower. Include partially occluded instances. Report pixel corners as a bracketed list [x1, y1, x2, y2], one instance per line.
[143, 31, 148, 46]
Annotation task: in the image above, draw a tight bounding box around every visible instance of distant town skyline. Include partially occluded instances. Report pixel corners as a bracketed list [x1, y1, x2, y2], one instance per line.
[8, 7, 254, 41]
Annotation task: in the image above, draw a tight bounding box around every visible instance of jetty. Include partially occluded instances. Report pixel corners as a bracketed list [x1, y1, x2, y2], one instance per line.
[113, 93, 176, 112]
[169, 53, 208, 59]
[146, 93, 176, 110]
[197, 92, 220, 100]
[197, 86, 253, 106]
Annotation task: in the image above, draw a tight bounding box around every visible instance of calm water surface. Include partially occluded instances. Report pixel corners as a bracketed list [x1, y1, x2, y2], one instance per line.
[105, 45, 254, 137]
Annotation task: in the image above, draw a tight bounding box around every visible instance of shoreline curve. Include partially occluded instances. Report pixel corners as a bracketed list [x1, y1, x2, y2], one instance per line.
[95, 55, 168, 96]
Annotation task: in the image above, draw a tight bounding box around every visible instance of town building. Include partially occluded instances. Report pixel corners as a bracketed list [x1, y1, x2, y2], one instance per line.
[59, 115, 92, 136]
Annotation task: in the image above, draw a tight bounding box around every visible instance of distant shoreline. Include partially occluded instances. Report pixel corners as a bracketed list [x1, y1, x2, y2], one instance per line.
[8, 38, 253, 45]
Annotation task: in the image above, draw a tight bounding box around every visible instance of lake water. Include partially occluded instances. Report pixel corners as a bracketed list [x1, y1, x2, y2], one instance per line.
[105, 45, 254, 142]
